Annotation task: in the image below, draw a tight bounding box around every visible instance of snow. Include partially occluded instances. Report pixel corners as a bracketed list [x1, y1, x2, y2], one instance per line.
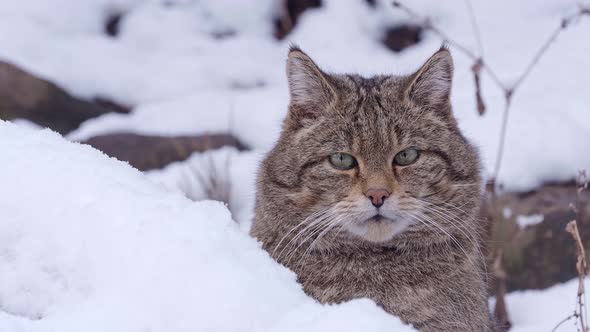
[516, 214, 545, 229]
[0, 121, 414, 332]
[2, 0, 587, 191]
[1, 0, 590, 330]
[0, 120, 587, 331]
[500, 278, 590, 332]
[68, 88, 288, 150]
[503, 207, 513, 219]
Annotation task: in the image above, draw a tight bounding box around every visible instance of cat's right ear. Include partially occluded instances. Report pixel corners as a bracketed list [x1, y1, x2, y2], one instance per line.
[286, 46, 337, 125]
[404, 46, 453, 111]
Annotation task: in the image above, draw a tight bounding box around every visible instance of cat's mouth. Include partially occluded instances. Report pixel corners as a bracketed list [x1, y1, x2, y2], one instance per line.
[359, 212, 399, 224]
[344, 213, 412, 243]
[365, 214, 391, 223]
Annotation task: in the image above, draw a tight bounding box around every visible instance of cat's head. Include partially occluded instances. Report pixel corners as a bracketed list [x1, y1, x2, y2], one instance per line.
[255, 46, 481, 250]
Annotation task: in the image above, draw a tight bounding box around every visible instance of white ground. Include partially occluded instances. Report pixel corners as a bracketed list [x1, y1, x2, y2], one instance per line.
[0, 121, 587, 331]
[1, 0, 589, 331]
[0, 122, 414, 332]
[1, 0, 589, 191]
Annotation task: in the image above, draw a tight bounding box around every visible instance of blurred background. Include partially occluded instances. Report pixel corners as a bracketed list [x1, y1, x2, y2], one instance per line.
[1, 0, 589, 329]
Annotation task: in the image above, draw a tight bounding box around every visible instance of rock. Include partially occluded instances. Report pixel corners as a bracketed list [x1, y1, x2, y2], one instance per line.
[104, 12, 123, 37]
[274, 0, 322, 40]
[486, 182, 590, 291]
[382, 25, 423, 53]
[82, 133, 248, 171]
[0, 61, 126, 134]
[92, 97, 133, 114]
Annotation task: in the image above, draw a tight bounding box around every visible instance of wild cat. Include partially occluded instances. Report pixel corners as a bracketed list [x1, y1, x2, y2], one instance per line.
[251, 46, 493, 331]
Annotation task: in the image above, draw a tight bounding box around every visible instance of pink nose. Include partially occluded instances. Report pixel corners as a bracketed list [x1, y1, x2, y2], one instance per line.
[366, 189, 390, 208]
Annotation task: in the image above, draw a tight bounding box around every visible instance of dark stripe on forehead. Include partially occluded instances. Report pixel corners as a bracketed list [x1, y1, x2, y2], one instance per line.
[373, 94, 386, 113]
[425, 148, 470, 182]
[346, 75, 385, 93]
[364, 76, 387, 92]
[344, 75, 364, 112]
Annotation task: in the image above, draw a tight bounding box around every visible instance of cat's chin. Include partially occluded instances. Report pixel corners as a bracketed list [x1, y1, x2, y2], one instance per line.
[345, 216, 412, 243]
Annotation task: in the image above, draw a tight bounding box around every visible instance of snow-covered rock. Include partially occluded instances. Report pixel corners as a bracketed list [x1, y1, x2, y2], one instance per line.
[1, 0, 589, 190]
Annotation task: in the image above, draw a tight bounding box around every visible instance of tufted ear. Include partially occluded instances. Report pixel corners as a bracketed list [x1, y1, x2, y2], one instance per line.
[405, 46, 453, 109]
[286, 46, 337, 123]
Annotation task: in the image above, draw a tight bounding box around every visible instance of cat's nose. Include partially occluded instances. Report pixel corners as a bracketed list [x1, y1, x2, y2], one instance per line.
[366, 189, 390, 208]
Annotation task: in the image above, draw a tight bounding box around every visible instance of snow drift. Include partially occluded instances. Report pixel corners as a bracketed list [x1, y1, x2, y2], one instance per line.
[0, 121, 414, 332]
[0, 120, 587, 331]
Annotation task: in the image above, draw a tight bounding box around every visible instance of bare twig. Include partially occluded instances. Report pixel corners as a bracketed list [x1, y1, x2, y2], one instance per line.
[552, 313, 577, 332]
[492, 93, 513, 183]
[391, 1, 505, 89]
[391, 1, 590, 185]
[463, 0, 484, 56]
[471, 59, 486, 115]
[512, 9, 588, 91]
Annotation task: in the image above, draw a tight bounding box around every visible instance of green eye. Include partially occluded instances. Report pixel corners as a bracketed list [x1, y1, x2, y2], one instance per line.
[329, 153, 357, 170]
[394, 149, 420, 166]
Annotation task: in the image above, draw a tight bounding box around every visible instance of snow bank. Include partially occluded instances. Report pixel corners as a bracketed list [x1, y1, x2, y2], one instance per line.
[0, 121, 413, 332]
[501, 278, 590, 332]
[0, 121, 586, 331]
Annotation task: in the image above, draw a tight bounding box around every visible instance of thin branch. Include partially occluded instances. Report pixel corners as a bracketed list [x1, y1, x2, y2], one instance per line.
[391, 1, 504, 88]
[391, 1, 590, 185]
[492, 93, 513, 185]
[463, 0, 484, 56]
[511, 10, 586, 91]
[552, 313, 577, 332]
[471, 59, 486, 115]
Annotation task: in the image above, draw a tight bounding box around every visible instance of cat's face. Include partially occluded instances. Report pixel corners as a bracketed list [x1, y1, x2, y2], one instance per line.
[256, 47, 481, 249]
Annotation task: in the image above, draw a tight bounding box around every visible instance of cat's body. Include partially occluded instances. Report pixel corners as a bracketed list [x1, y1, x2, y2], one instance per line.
[251, 46, 493, 331]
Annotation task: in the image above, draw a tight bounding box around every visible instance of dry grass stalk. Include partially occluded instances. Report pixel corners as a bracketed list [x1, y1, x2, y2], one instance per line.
[552, 170, 589, 332]
[179, 135, 234, 216]
[566, 220, 588, 332]
[188, 152, 232, 207]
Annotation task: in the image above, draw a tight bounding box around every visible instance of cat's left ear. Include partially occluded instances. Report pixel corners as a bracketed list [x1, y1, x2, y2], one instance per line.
[405, 46, 453, 109]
